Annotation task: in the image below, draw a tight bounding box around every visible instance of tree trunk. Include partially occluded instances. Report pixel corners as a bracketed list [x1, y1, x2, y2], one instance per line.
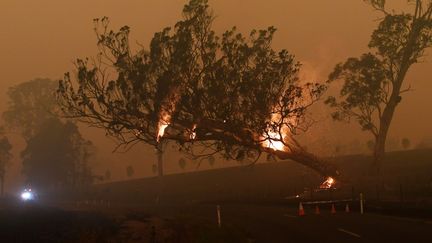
[157, 145, 164, 177]
[373, 83, 401, 174]
[263, 147, 339, 178]
[372, 18, 421, 174]
[155, 143, 164, 204]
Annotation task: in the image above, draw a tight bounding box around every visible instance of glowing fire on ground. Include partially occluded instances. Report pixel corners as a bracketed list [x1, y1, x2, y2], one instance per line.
[320, 177, 335, 189]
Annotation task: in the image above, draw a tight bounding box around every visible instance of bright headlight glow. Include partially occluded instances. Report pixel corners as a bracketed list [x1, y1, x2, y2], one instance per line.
[21, 191, 34, 201]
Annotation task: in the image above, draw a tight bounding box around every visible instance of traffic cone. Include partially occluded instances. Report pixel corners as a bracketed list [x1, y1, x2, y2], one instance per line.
[345, 203, 350, 213]
[315, 205, 320, 215]
[298, 202, 305, 216]
[331, 204, 336, 214]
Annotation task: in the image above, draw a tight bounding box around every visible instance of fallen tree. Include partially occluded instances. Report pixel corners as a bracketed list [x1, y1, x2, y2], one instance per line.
[57, 0, 339, 178]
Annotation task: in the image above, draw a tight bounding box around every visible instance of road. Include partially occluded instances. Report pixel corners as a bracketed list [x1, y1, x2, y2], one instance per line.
[1, 201, 431, 242]
[142, 203, 432, 243]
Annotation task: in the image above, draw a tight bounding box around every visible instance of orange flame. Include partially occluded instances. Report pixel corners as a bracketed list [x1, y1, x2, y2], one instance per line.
[320, 177, 335, 189]
[262, 131, 286, 151]
[261, 112, 288, 151]
[156, 112, 170, 142]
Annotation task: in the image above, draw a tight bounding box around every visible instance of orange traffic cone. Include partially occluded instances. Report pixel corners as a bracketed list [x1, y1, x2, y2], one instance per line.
[331, 204, 336, 214]
[315, 205, 320, 215]
[345, 203, 350, 213]
[298, 202, 305, 216]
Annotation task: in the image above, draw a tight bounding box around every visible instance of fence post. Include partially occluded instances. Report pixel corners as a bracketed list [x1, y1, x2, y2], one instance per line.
[360, 193, 364, 215]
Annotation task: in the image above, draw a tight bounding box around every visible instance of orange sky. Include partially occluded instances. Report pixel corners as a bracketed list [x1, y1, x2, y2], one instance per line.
[1, 0, 431, 191]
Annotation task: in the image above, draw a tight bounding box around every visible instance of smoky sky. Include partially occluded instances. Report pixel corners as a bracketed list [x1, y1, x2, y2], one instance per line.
[1, 0, 431, 191]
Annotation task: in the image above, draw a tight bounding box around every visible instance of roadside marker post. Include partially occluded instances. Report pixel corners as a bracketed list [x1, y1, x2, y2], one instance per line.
[216, 205, 221, 228]
[360, 193, 364, 214]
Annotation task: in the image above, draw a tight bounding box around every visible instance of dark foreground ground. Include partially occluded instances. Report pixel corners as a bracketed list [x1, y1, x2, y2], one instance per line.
[2, 149, 431, 242]
[1, 201, 431, 243]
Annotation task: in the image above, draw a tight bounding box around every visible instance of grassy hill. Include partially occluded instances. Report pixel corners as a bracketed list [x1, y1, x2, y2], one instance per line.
[87, 149, 432, 205]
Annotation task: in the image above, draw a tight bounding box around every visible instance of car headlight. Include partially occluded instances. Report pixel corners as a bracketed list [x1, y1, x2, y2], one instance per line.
[20, 190, 34, 201]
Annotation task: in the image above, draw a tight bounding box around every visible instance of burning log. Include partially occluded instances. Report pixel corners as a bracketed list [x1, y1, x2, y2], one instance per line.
[160, 116, 339, 178]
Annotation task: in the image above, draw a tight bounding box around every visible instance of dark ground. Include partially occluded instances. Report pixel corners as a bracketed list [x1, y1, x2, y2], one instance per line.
[1, 201, 431, 243]
[1, 149, 431, 242]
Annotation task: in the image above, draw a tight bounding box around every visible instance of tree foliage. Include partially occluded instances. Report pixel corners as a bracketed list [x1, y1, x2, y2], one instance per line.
[21, 118, 94, 188]
[327, 53, 389, 135]
[327, 0, 432, 168]
[3, 78, 58, 140]
[58, 0, 337, 177]
[4, 79, 95, 188]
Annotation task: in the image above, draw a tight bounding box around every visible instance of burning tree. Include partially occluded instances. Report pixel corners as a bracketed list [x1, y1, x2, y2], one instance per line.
[326, 0, 432, 173]
[58, 0, 338, 179]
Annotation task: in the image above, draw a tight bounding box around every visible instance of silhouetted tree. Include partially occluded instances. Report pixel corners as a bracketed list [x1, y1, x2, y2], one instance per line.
[4, 79, 95, 188]
[0, 128, 12, 196]
[326, 0, 432, 173]
[3, 78, 58, 140]
[401, 138, 411, 150]
[21, 119, 94, 188]
[126, 165, 134, 178]
[58, 0, 337, 178]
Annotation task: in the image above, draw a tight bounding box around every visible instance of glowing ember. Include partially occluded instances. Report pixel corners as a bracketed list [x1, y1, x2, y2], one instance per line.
[320, 177, 335, 189]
